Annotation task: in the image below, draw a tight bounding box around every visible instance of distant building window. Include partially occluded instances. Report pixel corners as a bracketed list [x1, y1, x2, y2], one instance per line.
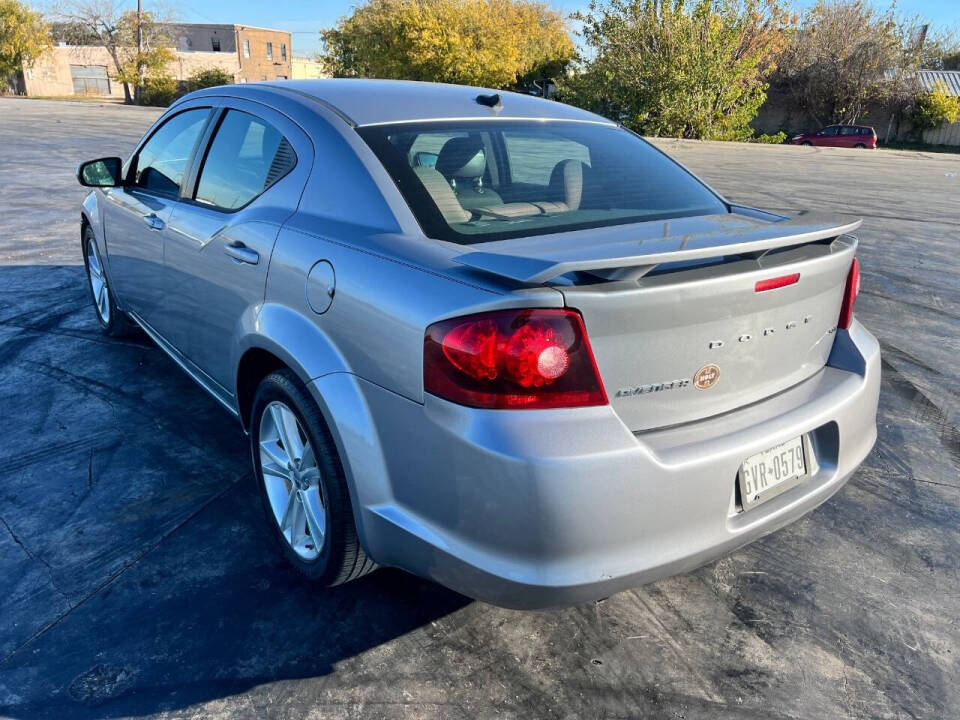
[276, 75, 287, 80]
[281, 43, 287, 61]
[266, 42, 273, 60]
[243, 39, 250, 58]
[211, 38, 221, 52]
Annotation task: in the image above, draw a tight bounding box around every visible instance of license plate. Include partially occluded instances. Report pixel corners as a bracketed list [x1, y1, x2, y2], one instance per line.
[739, 436, 807, 509]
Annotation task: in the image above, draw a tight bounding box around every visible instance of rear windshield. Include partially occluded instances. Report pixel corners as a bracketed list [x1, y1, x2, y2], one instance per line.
[358, 120, 727, 244]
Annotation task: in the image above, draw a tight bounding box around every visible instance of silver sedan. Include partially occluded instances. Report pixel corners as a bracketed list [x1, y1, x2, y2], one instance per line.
[76, 80, 880, 609]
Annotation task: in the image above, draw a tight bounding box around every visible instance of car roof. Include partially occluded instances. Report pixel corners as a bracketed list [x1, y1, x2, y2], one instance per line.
[192, 79, 615, 128]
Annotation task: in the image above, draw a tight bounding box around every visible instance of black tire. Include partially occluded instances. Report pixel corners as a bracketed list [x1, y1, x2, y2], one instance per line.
[82, 225, 133, 337]
[801, 141, 812, 146]
[854, 143, 866, 149]
[250, 369, 376, 585]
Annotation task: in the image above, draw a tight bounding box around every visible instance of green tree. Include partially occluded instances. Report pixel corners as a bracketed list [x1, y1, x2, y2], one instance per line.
[911, 80, 960, 133]
[771, 1, 928, 126]
[0, 0, 51, 83]
[562, 0, 789, 141]
[186, 67, 234, 92]
[320, 0, 575, 89]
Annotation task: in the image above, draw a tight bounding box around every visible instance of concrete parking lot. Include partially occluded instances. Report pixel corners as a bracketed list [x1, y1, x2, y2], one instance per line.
[0, 97, 958, 719]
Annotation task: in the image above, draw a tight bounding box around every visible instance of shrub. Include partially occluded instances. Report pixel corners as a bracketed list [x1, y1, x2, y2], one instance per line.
[912, 81, 960, 132]
[752, 131, 787, 143]
[186, 67, 234, 92]
[139, 73, 177, 106]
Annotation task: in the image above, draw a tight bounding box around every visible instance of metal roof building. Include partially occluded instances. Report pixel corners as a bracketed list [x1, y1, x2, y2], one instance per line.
[916, 69, 960, 96]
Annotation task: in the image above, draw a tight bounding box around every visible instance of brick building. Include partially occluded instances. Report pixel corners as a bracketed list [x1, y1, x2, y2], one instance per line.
[167, 24, 292, 82]
[16, 22, 292, 98]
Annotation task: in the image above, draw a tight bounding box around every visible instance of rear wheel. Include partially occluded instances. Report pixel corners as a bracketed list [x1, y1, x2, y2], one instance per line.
[854, 143, 866, 149]
[250, 369, 375, 585]
[82, 225, 132, 336]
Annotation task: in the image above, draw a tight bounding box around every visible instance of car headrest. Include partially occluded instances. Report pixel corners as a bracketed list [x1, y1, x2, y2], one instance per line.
[549, 159, 585, 211]
[436, 137, 486, 179]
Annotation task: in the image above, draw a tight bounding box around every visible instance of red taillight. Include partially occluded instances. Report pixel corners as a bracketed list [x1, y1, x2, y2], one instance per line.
[424, 308, 608, 409]
[755, 273, 800, 292]
[838, 257, 860, 330]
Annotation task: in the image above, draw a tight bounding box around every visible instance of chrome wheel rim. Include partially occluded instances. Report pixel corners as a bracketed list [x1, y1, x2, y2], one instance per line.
[258, 401, 325, 560]
[86, 236, 110, 324]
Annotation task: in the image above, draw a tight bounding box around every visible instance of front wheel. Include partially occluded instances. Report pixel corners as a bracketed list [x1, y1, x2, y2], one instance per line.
[250, 369, 375, 585]
[801, 141, 812, 146]
[82, 226, 132, 336]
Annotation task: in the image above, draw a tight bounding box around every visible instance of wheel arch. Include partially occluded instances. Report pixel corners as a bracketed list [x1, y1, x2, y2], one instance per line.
[236, 341, 389, 564]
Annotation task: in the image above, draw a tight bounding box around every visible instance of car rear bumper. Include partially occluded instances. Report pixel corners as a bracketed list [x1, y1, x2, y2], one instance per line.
[329, 321, 880, 609]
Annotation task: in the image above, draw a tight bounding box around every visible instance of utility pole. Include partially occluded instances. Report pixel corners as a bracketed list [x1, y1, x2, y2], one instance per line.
[134, 0, 144, 104]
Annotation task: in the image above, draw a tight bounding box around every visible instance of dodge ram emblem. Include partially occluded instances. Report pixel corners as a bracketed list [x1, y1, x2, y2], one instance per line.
[694, 364, 720, 390]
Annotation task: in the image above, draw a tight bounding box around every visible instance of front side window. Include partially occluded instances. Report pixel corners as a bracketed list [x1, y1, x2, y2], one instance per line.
[823, 126, 840, 136]
[133, 108, 209, 197]
[359, 120, 727, 244]
[194, 110, 296, 210]
[266, 42, 273, 59]
[243, 39, 250, 58]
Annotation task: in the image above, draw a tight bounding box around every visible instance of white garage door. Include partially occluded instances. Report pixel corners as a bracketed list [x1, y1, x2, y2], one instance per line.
[70, 65, 111, 95]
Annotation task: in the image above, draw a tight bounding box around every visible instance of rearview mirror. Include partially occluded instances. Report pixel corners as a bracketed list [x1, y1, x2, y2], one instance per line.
[77, 157, 123, 187]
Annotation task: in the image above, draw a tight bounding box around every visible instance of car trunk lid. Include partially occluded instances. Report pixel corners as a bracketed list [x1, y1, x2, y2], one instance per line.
[454, 211, 859, 431]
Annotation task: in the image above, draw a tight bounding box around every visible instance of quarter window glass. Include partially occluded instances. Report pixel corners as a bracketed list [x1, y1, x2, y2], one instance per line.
[194, 110, 296, 210]
[134, 109, 209, 196]
[503, 131, 591, 185]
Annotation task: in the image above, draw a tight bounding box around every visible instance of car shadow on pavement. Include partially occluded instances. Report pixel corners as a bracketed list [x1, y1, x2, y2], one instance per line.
[0, 265, 471, 719]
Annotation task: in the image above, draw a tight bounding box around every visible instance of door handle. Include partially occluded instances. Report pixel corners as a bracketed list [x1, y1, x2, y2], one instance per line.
[143, 214, 165, 231]
[224, 241, 259, 265]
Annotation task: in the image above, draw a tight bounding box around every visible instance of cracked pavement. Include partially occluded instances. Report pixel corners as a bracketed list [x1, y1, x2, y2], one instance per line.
[0, 98, 958, 719]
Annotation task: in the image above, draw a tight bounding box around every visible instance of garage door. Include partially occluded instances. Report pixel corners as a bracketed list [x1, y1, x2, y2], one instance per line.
[70, 65, 111, 95]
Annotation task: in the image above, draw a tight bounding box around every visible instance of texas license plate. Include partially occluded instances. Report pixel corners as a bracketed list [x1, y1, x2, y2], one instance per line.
[739, 436, 807, 509]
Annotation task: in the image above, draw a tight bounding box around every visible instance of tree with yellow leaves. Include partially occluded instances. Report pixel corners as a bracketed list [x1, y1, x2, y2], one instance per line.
[320, 0, 575, 89]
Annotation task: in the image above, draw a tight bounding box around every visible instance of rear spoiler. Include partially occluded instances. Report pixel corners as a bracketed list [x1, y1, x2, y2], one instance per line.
[454, 213, 861, 284]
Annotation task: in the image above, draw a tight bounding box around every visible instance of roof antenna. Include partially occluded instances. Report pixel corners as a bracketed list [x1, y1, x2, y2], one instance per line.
[475, 93, 502, 109]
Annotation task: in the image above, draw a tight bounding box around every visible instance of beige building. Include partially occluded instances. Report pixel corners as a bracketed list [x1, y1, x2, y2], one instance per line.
[291, 56, 328, 80]
[19, 23, 293, 99]
[21, 45, 240, 99]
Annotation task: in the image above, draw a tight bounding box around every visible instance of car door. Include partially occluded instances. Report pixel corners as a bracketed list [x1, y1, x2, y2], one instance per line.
[101, 107, 212, 324]
[161, 101, 312, 394]
[838, 126, 860, 147]
[818, 125, 841, 147]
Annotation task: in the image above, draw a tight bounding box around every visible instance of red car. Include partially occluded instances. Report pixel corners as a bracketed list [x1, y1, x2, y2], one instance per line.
[790, 125, 877, 149]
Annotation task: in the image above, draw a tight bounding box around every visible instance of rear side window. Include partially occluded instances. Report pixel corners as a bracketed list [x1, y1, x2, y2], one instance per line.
[840, 126, 859, 136]
[194, 110, 296, 211]
[359, 120, 727, 244]
[133, 109, 209, 197]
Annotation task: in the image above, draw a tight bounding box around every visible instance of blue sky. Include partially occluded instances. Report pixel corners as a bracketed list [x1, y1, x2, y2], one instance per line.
[174, 0, 960, 57]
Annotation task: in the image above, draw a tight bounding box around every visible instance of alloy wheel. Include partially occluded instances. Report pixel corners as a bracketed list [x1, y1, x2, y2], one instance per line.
[86, 236, 110, 324]
[258, 401, 326, 560]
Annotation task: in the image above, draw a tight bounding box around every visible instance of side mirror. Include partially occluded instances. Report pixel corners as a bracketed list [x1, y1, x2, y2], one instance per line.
[413, 151, 439, 168]
[77, 157, 123, 187]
